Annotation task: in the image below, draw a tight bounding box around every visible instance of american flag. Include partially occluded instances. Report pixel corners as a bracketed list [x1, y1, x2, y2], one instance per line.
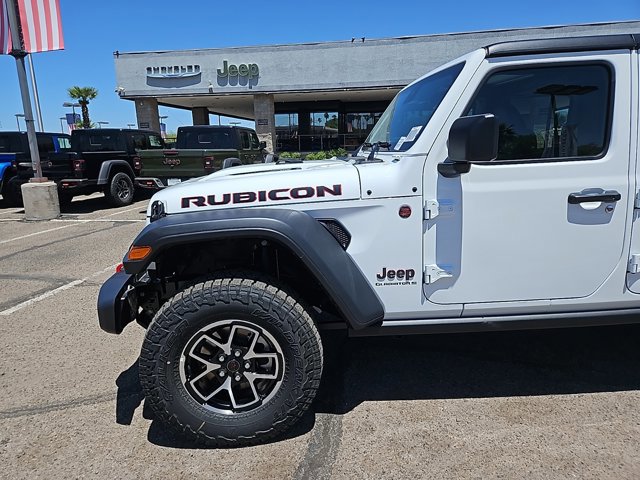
[0, 0, 11, 55]
[0, 0, 63, 54]
[18, 0, 64, 53]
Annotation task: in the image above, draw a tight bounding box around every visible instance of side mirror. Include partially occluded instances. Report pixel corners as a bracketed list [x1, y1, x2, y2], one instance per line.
[447, 114, 498, 162]
[259, 141, 267, 150]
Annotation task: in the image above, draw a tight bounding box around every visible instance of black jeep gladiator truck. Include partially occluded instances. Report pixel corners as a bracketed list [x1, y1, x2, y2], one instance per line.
[135, 126, 267, 190]
[0, 131, 72, 206]
[50, 128, 165, 206]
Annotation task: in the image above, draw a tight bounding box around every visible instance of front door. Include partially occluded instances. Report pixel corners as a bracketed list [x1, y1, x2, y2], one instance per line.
[424, 52, 632, 306]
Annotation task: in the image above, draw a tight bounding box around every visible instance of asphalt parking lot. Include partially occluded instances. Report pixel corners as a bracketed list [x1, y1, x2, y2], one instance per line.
[1, 193, 640, 479]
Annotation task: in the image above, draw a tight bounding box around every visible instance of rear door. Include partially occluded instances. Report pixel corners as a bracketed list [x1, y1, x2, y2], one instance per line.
[42, 135, 74, 179]
[424, 51, 632, 307]
[249, 130, 264, 163]
[238, 130, 255, 164]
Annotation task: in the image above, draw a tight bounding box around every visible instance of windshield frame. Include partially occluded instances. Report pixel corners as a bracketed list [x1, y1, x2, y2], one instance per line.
[364, 61, 466, 152]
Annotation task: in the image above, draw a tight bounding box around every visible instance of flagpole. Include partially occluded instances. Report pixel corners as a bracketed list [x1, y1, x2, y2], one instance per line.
[28, 54, 44, 132]
[5, 0, 43, 179]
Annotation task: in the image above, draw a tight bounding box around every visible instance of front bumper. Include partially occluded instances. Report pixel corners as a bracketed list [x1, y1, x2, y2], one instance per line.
[97, 271, 136, 334]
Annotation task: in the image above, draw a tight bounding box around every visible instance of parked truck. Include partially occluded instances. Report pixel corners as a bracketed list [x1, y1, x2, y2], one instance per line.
[48, 128, 165, 206]
[0, 131, 72, 206]
[135, 125, 267, 190]
[99, 33, 640, 446]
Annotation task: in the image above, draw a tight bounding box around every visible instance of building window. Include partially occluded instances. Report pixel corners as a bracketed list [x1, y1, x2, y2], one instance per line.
[275, 114, 299, 151]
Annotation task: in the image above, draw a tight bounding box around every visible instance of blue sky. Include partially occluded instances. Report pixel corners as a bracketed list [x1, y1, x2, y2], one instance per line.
[0, 0, 638, 134]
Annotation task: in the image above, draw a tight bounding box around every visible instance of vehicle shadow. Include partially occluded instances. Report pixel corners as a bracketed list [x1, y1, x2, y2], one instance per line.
[114, 324, 640, 448]
[60, 192, 151, 215]
[316, 324, 640, 414]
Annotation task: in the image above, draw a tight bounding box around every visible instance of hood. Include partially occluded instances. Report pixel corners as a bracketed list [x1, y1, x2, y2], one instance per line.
[150, 159, 361, 215]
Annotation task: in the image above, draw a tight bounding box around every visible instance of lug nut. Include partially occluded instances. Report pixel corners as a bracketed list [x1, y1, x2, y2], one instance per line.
[234, 374, 242, 381]
[244, 362, 251, 369]
[219, 370, 226, 377]
[234, 350, 242, 357]
[218, 355, 225, 362]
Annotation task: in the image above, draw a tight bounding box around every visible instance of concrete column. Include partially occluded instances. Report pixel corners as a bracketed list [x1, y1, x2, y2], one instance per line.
[134, 98, 160, 132]
[253, 94, 276, 153]
[21, 181, 60, 220]
[192, 107, 210, 125]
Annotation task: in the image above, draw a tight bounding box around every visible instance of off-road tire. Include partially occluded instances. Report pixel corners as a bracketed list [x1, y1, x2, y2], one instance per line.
[58, 191, 74, 207]
[2, 176, 23, 207]
[105, 172, 134, 207]
[139, 274, 323, 447]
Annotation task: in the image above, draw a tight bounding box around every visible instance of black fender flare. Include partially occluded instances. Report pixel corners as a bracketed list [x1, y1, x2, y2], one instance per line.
[97, 160, 135, 185]
[221, 157, 241, 169]
[124, 208, 384, 330]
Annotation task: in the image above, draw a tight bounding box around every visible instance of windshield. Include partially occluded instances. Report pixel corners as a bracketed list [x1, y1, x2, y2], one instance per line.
[366, 62, 465, 151]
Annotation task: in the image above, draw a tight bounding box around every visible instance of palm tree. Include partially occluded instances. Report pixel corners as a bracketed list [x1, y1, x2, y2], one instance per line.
[67, 86, 98, 129]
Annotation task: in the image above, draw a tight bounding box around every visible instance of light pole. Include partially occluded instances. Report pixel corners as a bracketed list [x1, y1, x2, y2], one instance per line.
[127, 123, 135, 129]
[59, 117, 66, 133]
[96, 121, 109, 128]
[63, 102, 81, 127]
[15, 113, 25, 131]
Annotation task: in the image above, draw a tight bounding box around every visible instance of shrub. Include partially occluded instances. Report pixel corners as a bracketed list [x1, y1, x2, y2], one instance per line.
[278, 151, 301, 159]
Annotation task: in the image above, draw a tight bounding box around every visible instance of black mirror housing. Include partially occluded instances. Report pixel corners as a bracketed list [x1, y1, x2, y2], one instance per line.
[448, 114, 499, 163]
[259, 141, 267, 150]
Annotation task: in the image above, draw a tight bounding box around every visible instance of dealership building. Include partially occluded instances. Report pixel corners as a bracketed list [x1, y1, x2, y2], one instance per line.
[113, 21, 640, 152]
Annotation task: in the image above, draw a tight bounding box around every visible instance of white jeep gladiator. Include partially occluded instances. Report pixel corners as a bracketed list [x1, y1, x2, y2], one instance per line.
[98, 32, 640, 446]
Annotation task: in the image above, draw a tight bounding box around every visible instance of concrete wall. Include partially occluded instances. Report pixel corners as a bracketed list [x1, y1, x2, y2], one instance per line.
[114, 22, 640, 100]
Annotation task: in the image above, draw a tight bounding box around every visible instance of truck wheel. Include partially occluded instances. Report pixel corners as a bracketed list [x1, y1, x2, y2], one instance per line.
[58, 192, 74, 206]
[2, 177, 23, 207]
[139, 275, 323, 447]
[105, 172, 134, 207]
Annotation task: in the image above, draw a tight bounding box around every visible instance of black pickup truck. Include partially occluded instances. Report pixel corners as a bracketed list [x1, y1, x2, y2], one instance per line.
[135, 126, 266, 190]
[47, 128, 165, 206]
[0, 131, 72, 206]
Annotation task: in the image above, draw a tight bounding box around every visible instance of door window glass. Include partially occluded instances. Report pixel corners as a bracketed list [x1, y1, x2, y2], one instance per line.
[147, 135, 164, 148]
[132, 134, 147, 150]
[465, 64, 611, 160]
[240, 131, 251, 149]
[0, 135, 22, 152]
[37, 136, 55, 153]
[57, 137, 71, 150]
[250, 132, 260, 149]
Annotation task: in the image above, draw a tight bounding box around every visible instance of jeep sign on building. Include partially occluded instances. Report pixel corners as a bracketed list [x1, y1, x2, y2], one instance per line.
[113, 20, 640, 152]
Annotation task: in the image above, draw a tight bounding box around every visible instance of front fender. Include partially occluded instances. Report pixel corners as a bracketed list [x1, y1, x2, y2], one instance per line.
[124, 208, 384, 330]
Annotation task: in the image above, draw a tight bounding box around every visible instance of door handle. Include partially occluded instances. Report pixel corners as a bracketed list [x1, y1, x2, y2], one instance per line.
[568, 190, 621, 204]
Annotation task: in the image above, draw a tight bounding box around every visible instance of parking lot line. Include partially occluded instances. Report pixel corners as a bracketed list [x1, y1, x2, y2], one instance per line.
[0, 224, 77, 245]
[53, 218, 145, 223]
[0, 264, 117, 316]
[103, 205, 146, 217]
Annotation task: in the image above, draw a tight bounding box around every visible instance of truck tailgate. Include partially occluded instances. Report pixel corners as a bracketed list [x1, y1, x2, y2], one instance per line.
[138, 149, 237, 181]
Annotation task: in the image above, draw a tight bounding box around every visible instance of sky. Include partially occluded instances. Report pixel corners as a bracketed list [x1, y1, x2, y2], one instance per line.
[0, 0, 638, 134]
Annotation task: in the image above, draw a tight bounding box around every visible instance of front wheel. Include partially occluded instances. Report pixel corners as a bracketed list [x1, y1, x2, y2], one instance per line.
[139, 275, 323, 447]
[105, 172, 134, 207]
[2, 176, 23, 207]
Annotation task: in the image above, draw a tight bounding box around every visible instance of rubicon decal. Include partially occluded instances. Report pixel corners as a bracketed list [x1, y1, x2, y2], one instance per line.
[181, 184, 343, 208]
[375, 267, 418, 287]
